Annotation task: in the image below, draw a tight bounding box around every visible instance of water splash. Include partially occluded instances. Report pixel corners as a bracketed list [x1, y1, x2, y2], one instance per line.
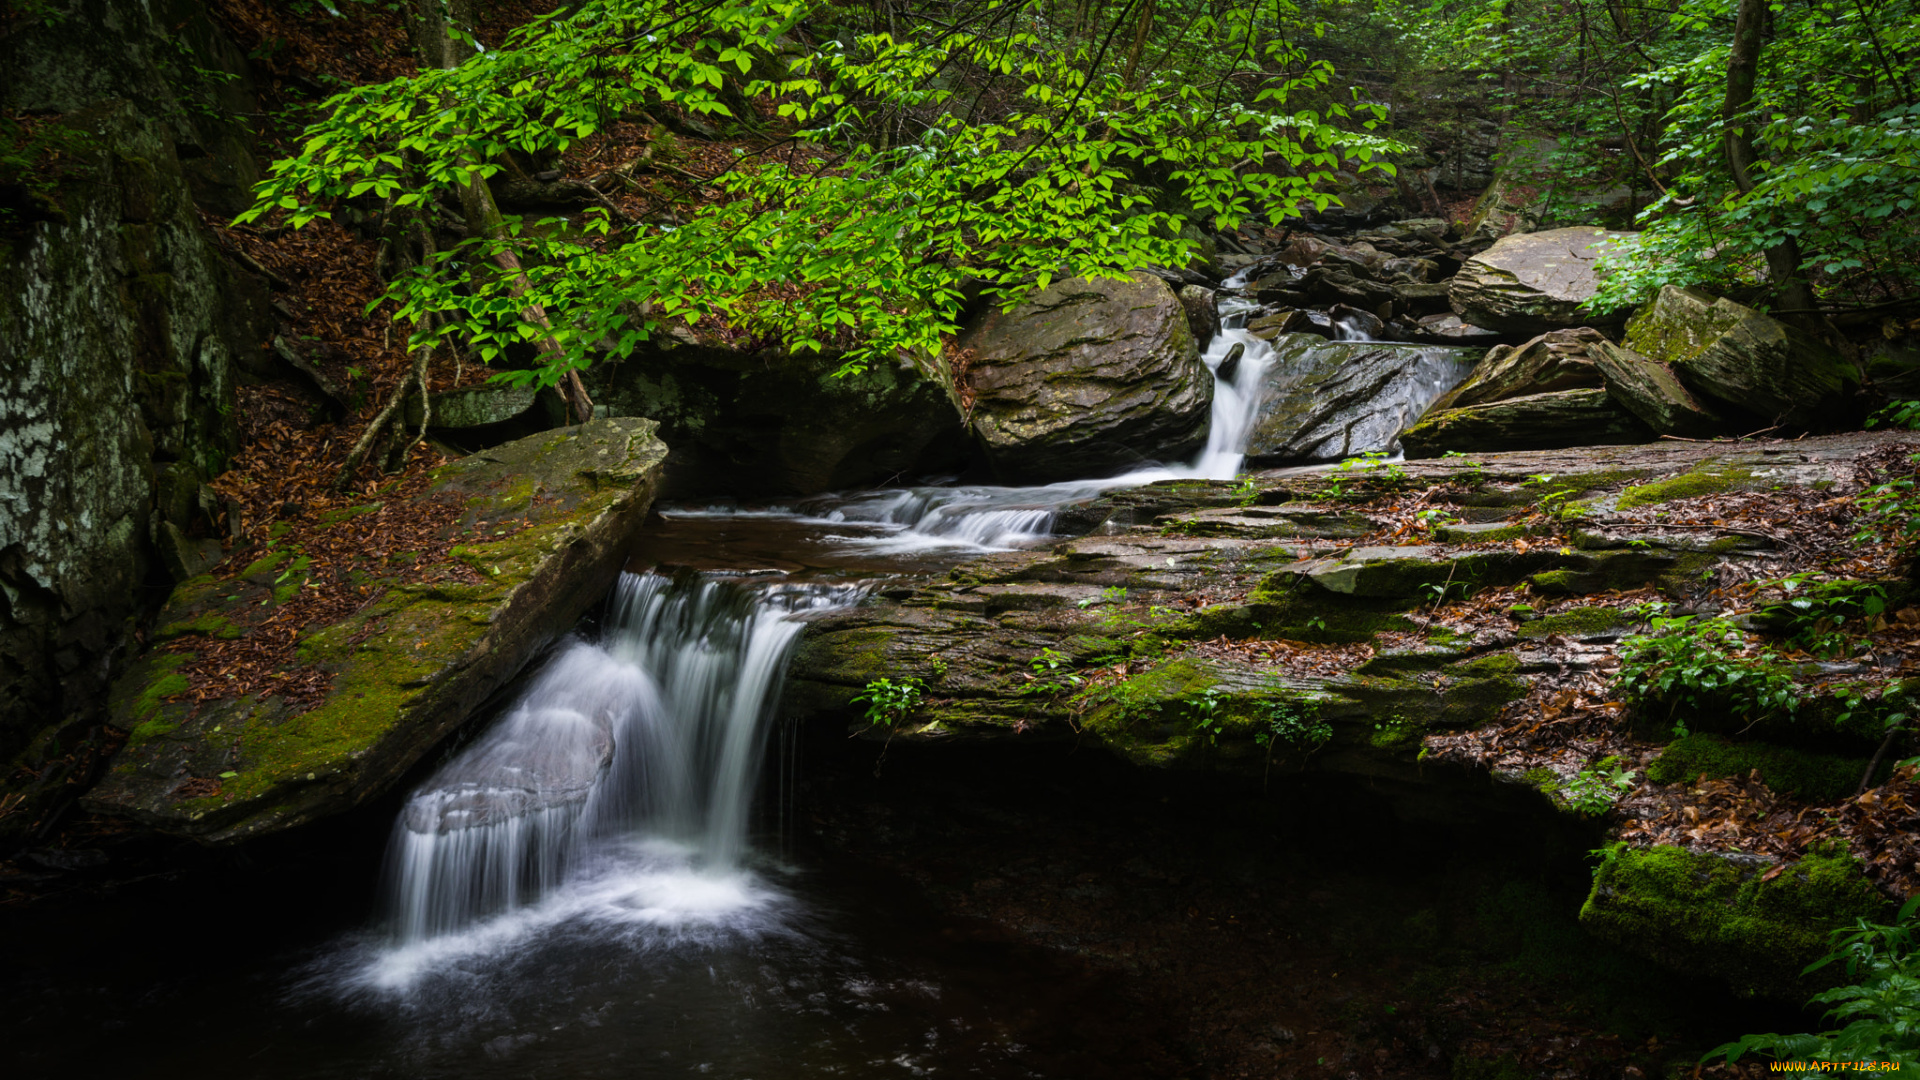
[382, 574, 861, 947]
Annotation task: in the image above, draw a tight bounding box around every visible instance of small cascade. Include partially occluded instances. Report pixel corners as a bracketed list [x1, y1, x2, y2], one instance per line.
[670, 308, 1280, 557]
[384, 573, 862, 943]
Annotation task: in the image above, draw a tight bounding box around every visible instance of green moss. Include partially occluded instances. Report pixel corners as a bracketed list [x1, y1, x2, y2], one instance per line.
[1518, 606, 1634, 639]
[1369, 713, 1425, 748]
[240, 547, 292, 579]
[1528, 569, 1583, 594]
[154, 612, 244, 641]
[315, 503, 381, 528]
[1646, 733, 1875, 802]
[129, 656, 190, 724]
[1580, 843, 1886, 998]
[1617, 466, 1755, 510]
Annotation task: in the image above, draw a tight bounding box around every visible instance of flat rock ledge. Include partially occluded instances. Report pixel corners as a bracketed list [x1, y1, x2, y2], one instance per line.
[85, 418, 669, 843]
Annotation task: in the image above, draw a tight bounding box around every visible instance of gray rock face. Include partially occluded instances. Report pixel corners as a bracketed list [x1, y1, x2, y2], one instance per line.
[86, 419, 668, 843]
[1400, 388, 1653, 458]
[0, 105, 269, 842]
[1246, 334, 1479, 462]
[1624, 287, 1862, 431]
[589, 341, 968, 496]
[1589, 340, 1727, 437]
[1449, 327, 1607, 409]
[958, 273, 1213, 482]
[1178, 284, 1220, 348]
[1449, 227, 1638, 334]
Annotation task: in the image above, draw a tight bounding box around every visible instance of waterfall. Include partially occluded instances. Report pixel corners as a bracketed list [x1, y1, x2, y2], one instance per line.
[384, 574, 861, 943]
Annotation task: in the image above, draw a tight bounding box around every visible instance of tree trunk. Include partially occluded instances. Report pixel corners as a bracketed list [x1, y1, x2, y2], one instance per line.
[402, 0, 596, 425]
[1724, 0, 1819, 314]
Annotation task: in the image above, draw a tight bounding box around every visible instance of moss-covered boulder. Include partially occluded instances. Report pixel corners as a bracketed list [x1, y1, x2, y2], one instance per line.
[1243, 334, 1479, 462]
[1400, 388, 1654, 458]
[959, 272, 1213, 482]
[1588, 339, 1728, 437]
[1625, 286, 1862, 432]
[1447, 227, 1638, 335]
[83, 418, 668, 843]
[1581, 844, 1887, 998]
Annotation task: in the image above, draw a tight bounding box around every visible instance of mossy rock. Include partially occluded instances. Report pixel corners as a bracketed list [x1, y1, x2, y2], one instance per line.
[1646, 733, 1881, 801]
[1580, 844, 1887, 999]
[1516, 606, 1635, 640]
[84, 418, 669, 843]
[1616, 464, 1756, 510]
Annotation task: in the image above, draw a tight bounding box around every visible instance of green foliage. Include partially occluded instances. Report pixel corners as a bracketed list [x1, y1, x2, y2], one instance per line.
[1251, 697, 1331, 750]
[1768, 575, 1890, 658]
[1019, 646, 1083, 697]
[1186, 686, 1232, 744]
[244, 0, 1402, 387]
[1559, 760, 1638, 815]
[1854, 452, 1920, 555]
[1615, 616, 1800, 733]
[1869, 400, 1920, 431]
[1589, 0, 1920, 310]
[851, 675, 925, 727]
[1707, 897, 1920, 1068]
[1076, 585, 1129, 609]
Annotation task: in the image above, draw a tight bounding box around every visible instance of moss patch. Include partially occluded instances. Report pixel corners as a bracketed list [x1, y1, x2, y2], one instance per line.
[1518, 606, 1634, 640]
[1580, 844, 1886, 998]
[1646, 733, 1876, 802]
[1617, 465, 1755, 511]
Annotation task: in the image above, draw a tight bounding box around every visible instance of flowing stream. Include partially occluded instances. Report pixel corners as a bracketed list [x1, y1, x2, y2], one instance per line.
[3, 296, 1480, 1078]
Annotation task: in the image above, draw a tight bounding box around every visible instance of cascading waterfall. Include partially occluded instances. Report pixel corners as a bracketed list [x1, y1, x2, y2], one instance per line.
[385, 573, 861, 943]
[672, 296, 1281, 557]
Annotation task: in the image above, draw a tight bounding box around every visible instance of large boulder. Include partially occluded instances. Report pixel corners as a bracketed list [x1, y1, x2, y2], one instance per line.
[1449, 227, 1638, 335]
[1246, 335, 1480, 462]
[1624, 287, 1862, 431]
[1400, 388, 1653, 458]
[588, 340, 969, 496]
[83, 418, 669, 843]
[1589, 341, 1728, 438]
[959, 272, 1213, 482]
[1447, 327, 1607, 409]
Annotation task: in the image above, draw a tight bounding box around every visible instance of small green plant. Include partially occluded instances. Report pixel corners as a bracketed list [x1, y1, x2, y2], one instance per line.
[927, 656, 949, 681]
[1533, 487, 1586, 524]
[1853, 451, 1920, 554]
[1233, 476, 1259, 506]
[1077, 585, 1129, 609]
[1019, 647, 1083, 696]
[1615, 616, 1801, 733]
[1558, 761, 1638, 815]
[1522, 473, 1556, 487]
[1441, 450, 1486, 486]
[1337, 450, 1409, 489]
[1706, 896, 1920, 1068]
[1771, 575, 1889, 658]
[1413, 507, 1461, 532]
[851, 676, 925, 728]
[1252, 698, 1331, 750]
[1188, 686, 1232, 744]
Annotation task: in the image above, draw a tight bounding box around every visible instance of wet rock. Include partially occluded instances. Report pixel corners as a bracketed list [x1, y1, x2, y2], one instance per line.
[1178, 284, 1220, 348]
[1247, 310, 1323, 340]
[403, 384, 547, 431]
[958, 272, 1213, 483]
[1447, 327, 1607, 409]
[85, 418, 669, 843]
[1326, 305, 1387, 341]
[1401, 314, 1507, 347]
[1400, 388, 1654, 458]
[1449, 227, 1638, 335]
[589, 341, 967, 497]
[1588, 340, 1728, 437]
[1623, 286, 1862, 431]
[1245, 334, 1479, 462]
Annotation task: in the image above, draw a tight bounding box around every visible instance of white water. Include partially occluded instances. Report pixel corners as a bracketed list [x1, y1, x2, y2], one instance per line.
[670, 291, 1281, 558]
[374, 574, 861, 971]
[364, 278, 1471, 979]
